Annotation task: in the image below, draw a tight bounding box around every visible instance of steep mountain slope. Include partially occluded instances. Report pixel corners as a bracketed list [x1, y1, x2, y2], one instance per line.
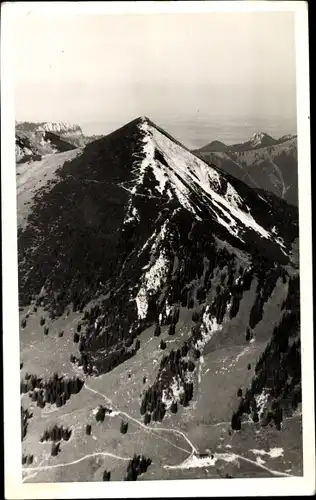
[194, 135, 298, 206]
[18, 117, 301, 481]
[16, 148, 84, 229]
[194, 151, 259, 190]
[230, 138, 298, 206]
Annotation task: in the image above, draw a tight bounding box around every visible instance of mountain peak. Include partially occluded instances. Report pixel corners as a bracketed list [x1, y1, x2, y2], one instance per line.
[36, 122, 82, 134]
[117, 117, 294, 255]
[251, 131, 268, 140]
[133, 116, 151, 126]
[248, 131, 276, 148]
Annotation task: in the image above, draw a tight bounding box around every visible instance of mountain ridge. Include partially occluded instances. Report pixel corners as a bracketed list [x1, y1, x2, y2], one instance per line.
[15, 121, 103, 163]
[195, 131, 297, 154]
[194, 133, 298, 206]
[18, 116, 301, 481]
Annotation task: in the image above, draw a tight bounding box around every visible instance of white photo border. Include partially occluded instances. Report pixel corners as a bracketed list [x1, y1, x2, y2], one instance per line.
[1, 1, 314, 498]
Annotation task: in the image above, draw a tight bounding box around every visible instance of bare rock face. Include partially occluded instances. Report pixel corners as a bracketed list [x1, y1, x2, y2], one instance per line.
[194, 132, 298, 206]
[15, 121, 84, 163]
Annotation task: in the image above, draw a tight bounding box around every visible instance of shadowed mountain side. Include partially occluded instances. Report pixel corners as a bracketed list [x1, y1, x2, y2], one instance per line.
[18, 117, 297, 313]
[194, 137, 298, 206]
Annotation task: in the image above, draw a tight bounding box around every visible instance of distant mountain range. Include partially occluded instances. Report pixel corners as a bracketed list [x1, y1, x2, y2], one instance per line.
[15, 121, 103, 163]
[15, 122, 298, 207]
[194, 132, 298, 206]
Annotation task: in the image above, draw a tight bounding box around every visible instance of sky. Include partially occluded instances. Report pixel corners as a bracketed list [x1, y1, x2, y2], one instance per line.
[12, 9, 297, 147]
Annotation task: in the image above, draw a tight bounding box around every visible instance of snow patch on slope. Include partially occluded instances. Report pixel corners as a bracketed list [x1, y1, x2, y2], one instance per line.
[250, 132, 268, 148]
[135, 219, 170, 319]
[37, 122, 82, 134]
[124, 200, 140, 225]
[164, 452, 238, 470]
[198, 308, 222, 349]
[250, 448, 284, 459]
[255, 391, 270, 419]
[135, 251, 168, 320]
[136, 121, 272, 242]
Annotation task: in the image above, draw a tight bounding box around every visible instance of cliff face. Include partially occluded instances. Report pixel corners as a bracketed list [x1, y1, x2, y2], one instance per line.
[15, 122, 84, 163]
[195, 135, 298, 206]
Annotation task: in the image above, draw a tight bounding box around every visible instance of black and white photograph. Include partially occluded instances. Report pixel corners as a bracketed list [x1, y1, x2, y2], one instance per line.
[2, 1, 314, 498]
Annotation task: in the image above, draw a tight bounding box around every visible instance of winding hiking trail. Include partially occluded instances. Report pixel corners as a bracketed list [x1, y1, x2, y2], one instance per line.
[22, 382, 294, 482]
[85, 385, 197, 454]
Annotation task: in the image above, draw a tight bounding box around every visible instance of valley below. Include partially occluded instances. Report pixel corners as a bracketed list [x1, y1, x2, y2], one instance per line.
[20, 302, 302, 482]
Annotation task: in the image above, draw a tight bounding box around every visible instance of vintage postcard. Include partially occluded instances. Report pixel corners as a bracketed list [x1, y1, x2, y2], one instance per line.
[1, 1, 314, 498]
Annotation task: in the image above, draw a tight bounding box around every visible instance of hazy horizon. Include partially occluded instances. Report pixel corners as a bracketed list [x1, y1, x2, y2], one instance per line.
[13, 10, 297, 148]
[77, 114, 297, 149]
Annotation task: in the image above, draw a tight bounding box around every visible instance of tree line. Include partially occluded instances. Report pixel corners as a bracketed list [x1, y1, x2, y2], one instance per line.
[21, 406, 33, 440]
[232, 275, 300, 431]
[20, 372, 84, 409]
[40, 424, 72, 443]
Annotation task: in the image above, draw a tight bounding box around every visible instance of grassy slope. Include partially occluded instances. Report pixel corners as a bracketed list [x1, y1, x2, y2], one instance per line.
[17, 149, 83, 230]
[21, 269, 302, 482]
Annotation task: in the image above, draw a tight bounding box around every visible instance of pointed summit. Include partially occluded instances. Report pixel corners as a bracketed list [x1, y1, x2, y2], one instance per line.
[248, 131, 276, 148]
[139, 115, 151, 123]
[251, 131, 267, 141]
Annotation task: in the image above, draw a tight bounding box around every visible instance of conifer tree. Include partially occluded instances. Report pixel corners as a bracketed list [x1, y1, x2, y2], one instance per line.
[51, 442, 60, 457]
[170, 400, 178, 413]
[154, 324, 161, 337]
[159, 339, 166, 350]
[231, 412, 241, 431]
[120, 420, 128, 434]
[144, 412, 151, 425]
[103, 470, 111, 481]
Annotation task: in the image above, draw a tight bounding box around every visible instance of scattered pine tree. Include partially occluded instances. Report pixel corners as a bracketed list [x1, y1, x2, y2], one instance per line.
[120, 420, 128, 434]
[168, 324, 176, 336]
[246, 328, 251, 341]
[103, 470, 111, 481]
[159, 339, 166, 350]
[51, 442, 60, 457]
[170, 400, 178, 413]
[154, 324, 161, 337]
[231, 412, 241, 431]
[144, 413, 151, 425]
